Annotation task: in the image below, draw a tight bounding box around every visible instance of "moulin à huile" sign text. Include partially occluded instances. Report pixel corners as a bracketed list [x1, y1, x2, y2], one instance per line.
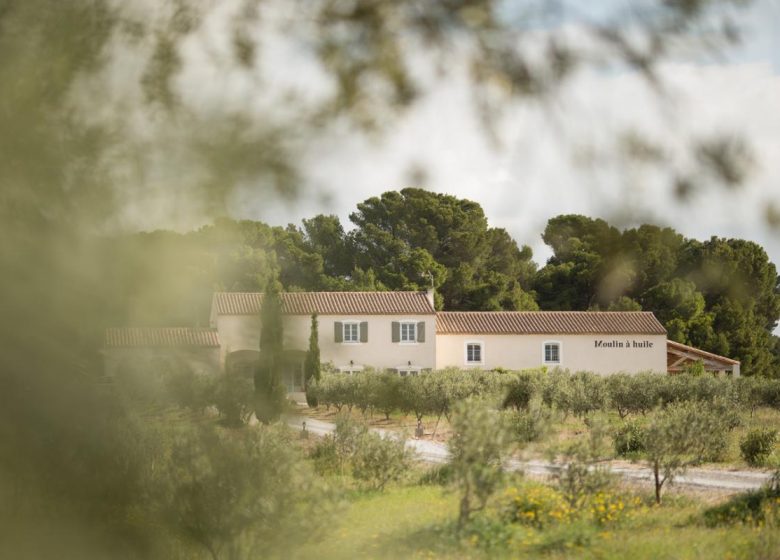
[594, 339, 654, 349]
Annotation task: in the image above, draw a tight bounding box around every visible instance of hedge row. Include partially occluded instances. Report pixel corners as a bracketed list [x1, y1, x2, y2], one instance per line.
[309, 368, 780, 421]
[308, 367, 507, 422]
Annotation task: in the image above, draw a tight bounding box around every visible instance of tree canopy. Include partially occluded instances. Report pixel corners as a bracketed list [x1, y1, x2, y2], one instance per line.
[99, 200, 780, 377]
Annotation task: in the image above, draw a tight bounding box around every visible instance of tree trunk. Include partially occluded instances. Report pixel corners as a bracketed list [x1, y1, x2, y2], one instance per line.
[431, 413, 442, 438]
[653, 461, 662, 505]
[458, 485, 471, 529]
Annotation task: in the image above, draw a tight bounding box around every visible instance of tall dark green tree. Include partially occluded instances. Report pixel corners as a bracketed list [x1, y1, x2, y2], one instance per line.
[534, 215, 621, 310]
[678, 237, 780, 374]
[255, 277, 287, 423]
[641, 278, 718, 348]
[302, 215, 355, 277]
[304, 313, 321, 408]
[349, 188, 537, 310]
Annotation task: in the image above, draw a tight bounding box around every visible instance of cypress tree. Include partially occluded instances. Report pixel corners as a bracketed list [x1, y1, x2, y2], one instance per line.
[304, 313, 321, 407]
[255, 277, 286, 423]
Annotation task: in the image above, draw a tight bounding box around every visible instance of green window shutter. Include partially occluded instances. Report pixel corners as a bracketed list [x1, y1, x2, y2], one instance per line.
[417, 322, 425, 342]
[391, 321, 400, 343]
[334, 321, 343, 343]
[360, 321, 368, 343]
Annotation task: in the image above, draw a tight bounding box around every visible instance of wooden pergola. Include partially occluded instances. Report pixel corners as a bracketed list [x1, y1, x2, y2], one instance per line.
[666, 340, 740, 377]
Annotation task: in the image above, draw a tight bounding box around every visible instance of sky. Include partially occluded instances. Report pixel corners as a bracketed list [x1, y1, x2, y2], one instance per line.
[217, 0, 780, 270]
[106, 0, 780, 275]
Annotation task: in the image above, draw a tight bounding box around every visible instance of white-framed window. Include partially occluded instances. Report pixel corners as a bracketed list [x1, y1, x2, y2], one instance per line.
[543, 341, 561, 365]
[392, 320, 424, 344]
[396, 367, 421, 377]
[338, 365, 364, 375]
[400, 321, 417, 343]
[465, 341, 484, 365]
[343, 321, 359, 343]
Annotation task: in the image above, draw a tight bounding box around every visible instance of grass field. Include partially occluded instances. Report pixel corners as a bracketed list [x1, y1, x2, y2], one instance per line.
[291, 479, 780, 560]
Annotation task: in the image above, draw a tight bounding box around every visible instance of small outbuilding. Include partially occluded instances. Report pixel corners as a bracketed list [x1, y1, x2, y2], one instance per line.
[666, 340, 740, 377]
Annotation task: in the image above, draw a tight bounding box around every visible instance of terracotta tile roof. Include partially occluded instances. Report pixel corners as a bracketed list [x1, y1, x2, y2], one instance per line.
[212, 291, 435, 316]
[667, 340, 740, 365]
[436, 311, 667, 335]
[105, 327, 220, 348]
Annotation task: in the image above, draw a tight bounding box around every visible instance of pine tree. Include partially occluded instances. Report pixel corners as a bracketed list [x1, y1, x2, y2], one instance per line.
[255, 277, 286, 423]
[304, 313, 321, 408]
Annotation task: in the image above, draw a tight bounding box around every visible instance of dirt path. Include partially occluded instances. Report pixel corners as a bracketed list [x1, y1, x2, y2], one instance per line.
[287, 415, 774, 493]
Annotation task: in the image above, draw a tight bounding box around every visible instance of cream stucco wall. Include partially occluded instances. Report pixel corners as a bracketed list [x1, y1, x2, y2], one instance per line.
[216, 314, 436, 371]
[435, 333, 667, 374]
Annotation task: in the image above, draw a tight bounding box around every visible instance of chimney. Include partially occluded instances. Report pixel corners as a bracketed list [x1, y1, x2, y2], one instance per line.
[423, 271, 435, 309]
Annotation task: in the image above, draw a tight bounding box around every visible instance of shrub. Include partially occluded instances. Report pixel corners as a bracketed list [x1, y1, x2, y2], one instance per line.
[613, 418, 647, 457]
[310, 435, 340, 476]
[501, 484, 573, 529]
[213, 371, 255, 427]
[459, 515, 515, 551]
[760, 379, 780, 409]
[417, 464, 454, 486]
[657, 373, 732, 406]
[740, 428, 778, 467]
[507, 400, 555, 444]
[541, 369, 574, 417]
[681, 360, 706, 376]
[606, 372, 660, 417]
[352, 431, 412, 491]
[737, 376, 766, 416]
[586, 492, 629, 526]
[502, 370, 542, 410]
[703, 486, 780, 526]
[164, 367, 213, 414]
[710, 396, 742, 433]
[331, 413, 366, 464]
[309, 413, 367, 475]
[569, 371, 609, 418]
[153, 423, 334, 557]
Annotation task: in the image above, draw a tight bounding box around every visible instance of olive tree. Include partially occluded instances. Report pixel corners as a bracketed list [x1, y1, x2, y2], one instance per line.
[449, 398, 513, 528]
[643, 401, 730, 504]
[352, 431, 413, 491]
[153, 423, 333, 560]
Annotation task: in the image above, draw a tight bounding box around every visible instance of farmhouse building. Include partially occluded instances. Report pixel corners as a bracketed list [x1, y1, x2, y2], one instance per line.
[104, 290, 740, 389]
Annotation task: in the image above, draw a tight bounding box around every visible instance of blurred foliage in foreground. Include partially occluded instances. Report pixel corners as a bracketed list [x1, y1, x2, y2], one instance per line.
[0, 0, 766, 557]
